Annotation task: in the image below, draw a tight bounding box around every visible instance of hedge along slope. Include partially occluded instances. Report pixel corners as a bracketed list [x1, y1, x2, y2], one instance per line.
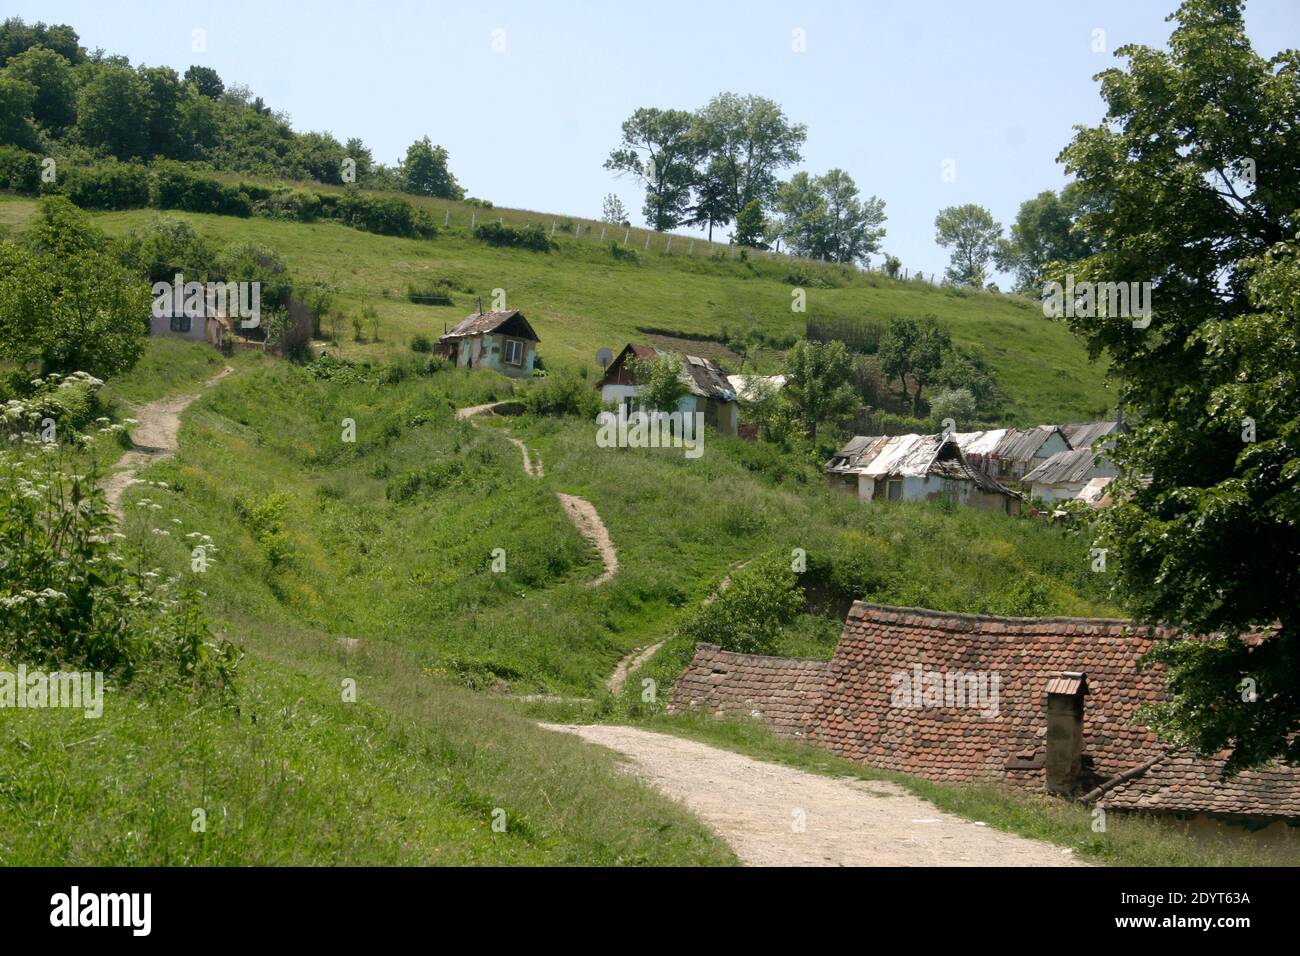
[0, 147, 438, 239]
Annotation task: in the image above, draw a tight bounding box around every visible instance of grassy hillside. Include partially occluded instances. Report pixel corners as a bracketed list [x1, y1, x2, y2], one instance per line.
[0, 179, 1124, 864]
[0, 191, 1112, 425]
[134, 352, 1116, 700]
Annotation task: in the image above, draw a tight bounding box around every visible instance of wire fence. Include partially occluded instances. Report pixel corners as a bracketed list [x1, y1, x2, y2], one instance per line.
[422, 203, 942, 285]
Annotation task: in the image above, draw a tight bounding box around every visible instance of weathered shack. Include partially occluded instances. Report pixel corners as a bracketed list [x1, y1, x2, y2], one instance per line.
[826, 433, 1022, 514]
[437, 310, 539, 378]
[1023, 446, 1120, 504]
[597, 344, 738, 436]
[671, 603, 1300, 836]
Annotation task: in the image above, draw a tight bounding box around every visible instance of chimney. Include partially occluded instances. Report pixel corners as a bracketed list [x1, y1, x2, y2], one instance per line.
[1044, 671, 1087, 796]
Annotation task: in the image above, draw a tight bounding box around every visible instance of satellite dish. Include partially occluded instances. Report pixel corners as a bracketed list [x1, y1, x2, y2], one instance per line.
[596, 348, 613, 368]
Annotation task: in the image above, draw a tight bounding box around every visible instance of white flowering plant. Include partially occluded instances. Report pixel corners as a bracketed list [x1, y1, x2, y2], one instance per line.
[0, 444, 240, 698]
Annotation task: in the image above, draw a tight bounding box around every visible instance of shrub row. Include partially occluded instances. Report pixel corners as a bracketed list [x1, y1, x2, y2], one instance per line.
[0, 148, 436, 240]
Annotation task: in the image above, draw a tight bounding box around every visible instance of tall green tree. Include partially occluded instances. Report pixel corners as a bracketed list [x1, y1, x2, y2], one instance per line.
[693, 92, 806, 224]
[775, 168, 886, 264]
[0, 73, 37, 148]
[0, 18, 84, 67]
[995, 185, 1095, 292]
[183, 65, 223, 100]
[402, 136, 463, 199]
[0, 197, 148, 378]
[783, 339, 856, 441]
[630, 352, 689, 413]
[600, 193, 628, 225]
[75, 64, 150, 158]
[3, 45, 76, 131]
[878, 316, 951, 414]
[934, 204, 1002, 286]
[604, 107, 698, 231]
[138, 65, 181, 157]
[1056, 0, 1300, 771]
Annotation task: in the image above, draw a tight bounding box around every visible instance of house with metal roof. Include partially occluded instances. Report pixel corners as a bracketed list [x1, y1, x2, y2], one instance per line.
[596, 344, 739, 436]
[436, 310, 539, 378]
[955, 425, 1072, 483]
[1023, 446, 1121, 504]
[1061, 420, 1124, 451]
[826, 433, 1022, 514]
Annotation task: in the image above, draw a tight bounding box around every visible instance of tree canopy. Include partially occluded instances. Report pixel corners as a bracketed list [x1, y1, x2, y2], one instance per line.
[1056, 0, 1300, 771]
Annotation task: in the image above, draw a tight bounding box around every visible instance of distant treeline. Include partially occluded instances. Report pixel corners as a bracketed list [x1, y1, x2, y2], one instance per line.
[0, 17, 467, 201]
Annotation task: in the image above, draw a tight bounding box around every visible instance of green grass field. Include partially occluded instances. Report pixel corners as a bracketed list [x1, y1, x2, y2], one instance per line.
[0, 190, 1112, 425]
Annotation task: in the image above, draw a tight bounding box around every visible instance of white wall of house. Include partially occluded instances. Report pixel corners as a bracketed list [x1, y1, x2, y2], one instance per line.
[149, 313, 206, 341]
[600, 383, 641, 406]
[1031, 481, 1086, 504]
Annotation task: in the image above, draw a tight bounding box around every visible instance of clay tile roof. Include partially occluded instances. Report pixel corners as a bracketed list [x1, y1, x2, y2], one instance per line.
[1045, 672, 1087, 696]
[1101, 750, 1300, 819]
[1061, 421, 1122, 450]
[806, 603, 1300, 818]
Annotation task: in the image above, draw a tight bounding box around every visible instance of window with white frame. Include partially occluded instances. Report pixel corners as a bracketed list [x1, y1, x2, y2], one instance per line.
[504, 338, 524, 366]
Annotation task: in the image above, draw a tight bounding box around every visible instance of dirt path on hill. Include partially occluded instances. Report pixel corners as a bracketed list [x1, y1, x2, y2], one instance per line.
[607, 642, 665, 694]
[457, 403, 616, 586]
[542, 724, 1088, 867]
[507, 436, 542, 478]
[102, 367, 233, 517]
[456, 401, 508, 419]
[556, 493, 618, 586]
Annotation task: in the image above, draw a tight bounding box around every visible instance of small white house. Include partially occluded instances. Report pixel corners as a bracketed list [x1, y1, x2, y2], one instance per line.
[597, 344, 739, 436]
[1023, 448, 1120, 504]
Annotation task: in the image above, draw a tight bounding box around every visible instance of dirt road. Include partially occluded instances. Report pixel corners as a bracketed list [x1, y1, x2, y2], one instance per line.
[102, 367, 232, 516]
[543, 724, 1087, 867]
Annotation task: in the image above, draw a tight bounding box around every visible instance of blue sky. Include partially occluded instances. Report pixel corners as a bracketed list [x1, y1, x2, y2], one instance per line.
[16, 0, 1299, 281]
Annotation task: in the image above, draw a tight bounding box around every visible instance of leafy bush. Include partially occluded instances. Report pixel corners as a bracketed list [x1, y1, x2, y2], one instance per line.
[121, 215, 217, 283]
[386, 459, 465, 501]
[60, 162, 151, 210]
[0, 146, 41, 193]
[0, 446, 240, 693]
[257, 188, 323, 222]
[609, 242, 639, 264]
[473, 220, 553, 252]
[407, 278, 454, 305]
[523, 373, 602, 418]
[929, 386, 977, 424]
[676, 551, 804, 654]
[150, 162, 252, 216]
[235, 492, 294, 568]
[411, 333, 433, 353]
[333, 189, 436, 238]
[0, 371, 107, 441]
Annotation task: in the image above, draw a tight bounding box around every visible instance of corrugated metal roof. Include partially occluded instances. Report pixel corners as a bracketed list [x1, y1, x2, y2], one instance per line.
[1023, 447, 1103, 485]
[1062, 421, 1121, 450]
[603, 344, 736, 400]
[1076, 475, 1115, 507]
[827, 433, 1022, 499]
[994, 426, 1066, 462]
[953, 429, 1008, 456]
[727, 374, 787, 401]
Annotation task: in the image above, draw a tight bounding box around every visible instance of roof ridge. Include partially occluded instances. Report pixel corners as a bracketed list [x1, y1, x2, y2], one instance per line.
[847, 601, 1145, 628]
